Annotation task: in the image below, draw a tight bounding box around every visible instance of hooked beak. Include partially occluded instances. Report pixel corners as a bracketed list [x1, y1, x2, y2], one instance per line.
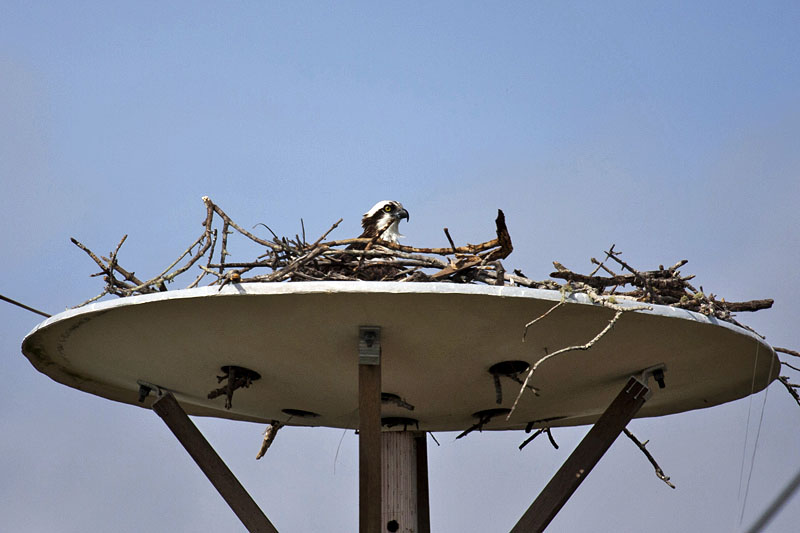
[395, 208, 410, 222]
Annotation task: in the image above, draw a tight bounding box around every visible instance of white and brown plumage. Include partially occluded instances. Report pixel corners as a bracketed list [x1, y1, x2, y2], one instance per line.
[356, 200, 410, 245]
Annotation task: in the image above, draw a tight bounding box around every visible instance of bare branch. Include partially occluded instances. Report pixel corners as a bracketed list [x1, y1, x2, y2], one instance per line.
[779, 376, 800, 407]
[776, 347, 800, 358]
[443, 228, 457, 254]
[782, 361, 800, 373]
[623, 428, 676, 489]
[519, 427, 559, 450]
[523, 300, 565, 341]
[508, 310, 626, 420]
[203, 196, 282, 251]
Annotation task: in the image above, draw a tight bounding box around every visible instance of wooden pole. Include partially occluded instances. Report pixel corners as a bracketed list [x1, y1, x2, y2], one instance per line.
[359, 327, 382, 533]
[415, 432, 431, 533]
[511, 377, 651, 533]
[382, 432, 417, 531]
[151, 392, 278, 533]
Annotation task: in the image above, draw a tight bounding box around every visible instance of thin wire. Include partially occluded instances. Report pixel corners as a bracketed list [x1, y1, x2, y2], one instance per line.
[0, 293, 51, 318]
[737, 342, 761, 516]
[739, 343, 776, 527]
[333, 408, 358, 475]
[333, 427, 349, 475]
[740, 381, 771, 524]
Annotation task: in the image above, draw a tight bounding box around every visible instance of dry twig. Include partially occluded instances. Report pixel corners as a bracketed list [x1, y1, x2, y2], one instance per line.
[255, 421, 283, 460]
[71, 198, 519, 300]
[776, 347, 800, 358]
[69, 195, 776, 339]
[623, 428, 676, 489]
[508, 310, 627, 420]
[779, 377, 800, 408]
[519, 427, 559, 450]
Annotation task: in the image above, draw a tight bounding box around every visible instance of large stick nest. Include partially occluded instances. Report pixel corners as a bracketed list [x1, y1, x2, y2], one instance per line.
[71, 196, 772, 331]
[67, 196, 800, 483]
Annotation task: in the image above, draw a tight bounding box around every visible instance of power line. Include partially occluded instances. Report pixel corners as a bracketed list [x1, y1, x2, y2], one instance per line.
[744, 467, 800, 533]
[0, 293, 51, 318]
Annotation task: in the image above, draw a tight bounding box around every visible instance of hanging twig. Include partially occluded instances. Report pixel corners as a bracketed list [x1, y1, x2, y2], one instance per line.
[456, 410, 506, 440]
[778, 377, 800, 407]
[519, 427, 559, 450]
[508, 310, 626, 420]
[523, 300, 566, 341]
[255, 421, 283, 460]
[623, 428, 676, 489]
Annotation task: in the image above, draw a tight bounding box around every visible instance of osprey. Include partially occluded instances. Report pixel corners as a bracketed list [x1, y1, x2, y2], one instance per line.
[357, 200, 410, 245]
[342, 200, 411, 280]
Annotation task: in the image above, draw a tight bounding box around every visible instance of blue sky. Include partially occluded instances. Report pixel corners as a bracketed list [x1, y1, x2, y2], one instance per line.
[2, 2, 799, 531]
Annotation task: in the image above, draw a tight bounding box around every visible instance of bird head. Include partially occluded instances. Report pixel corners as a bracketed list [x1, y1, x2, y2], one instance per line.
[360, 200, 410, 244]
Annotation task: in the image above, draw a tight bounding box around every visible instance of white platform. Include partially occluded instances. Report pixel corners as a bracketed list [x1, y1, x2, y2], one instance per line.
[21, 281, 778, 431]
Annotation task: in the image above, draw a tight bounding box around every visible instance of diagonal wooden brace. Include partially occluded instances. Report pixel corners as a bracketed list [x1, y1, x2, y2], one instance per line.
[511, 376, 652, 533]
[152, 392, 278, 533]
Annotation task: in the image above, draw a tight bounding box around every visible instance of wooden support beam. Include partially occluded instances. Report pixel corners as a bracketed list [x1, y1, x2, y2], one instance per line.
[382, 432, 418, 530]
[151, 393, 278, 533]
[415, 432, 431, 533]
[359, 327, 382, 533]
[511, 376, 651, 533]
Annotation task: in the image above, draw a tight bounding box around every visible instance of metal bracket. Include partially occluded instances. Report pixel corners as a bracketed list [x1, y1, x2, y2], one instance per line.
[629, 364, 667, 403]
[637, 364, 667, 389]
[359, 326, 381, 365]
[137, 379, 168, 402]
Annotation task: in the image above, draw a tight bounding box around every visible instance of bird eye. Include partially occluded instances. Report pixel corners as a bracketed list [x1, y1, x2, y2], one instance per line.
[383, 205, 393, 212]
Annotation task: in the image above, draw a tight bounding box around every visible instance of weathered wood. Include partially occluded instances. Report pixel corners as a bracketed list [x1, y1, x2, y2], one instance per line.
[415, 433, 431, 533]
[151, 393, 277, 533]
[484, 209, 514, 261]
[715, 298, 774, 312]
[429, 257, 483, 280]
[382, 432, 417, 531]
[511, 377, 650, 533]
[549, 270, 684, 289]
[359, 363, 382, 533]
